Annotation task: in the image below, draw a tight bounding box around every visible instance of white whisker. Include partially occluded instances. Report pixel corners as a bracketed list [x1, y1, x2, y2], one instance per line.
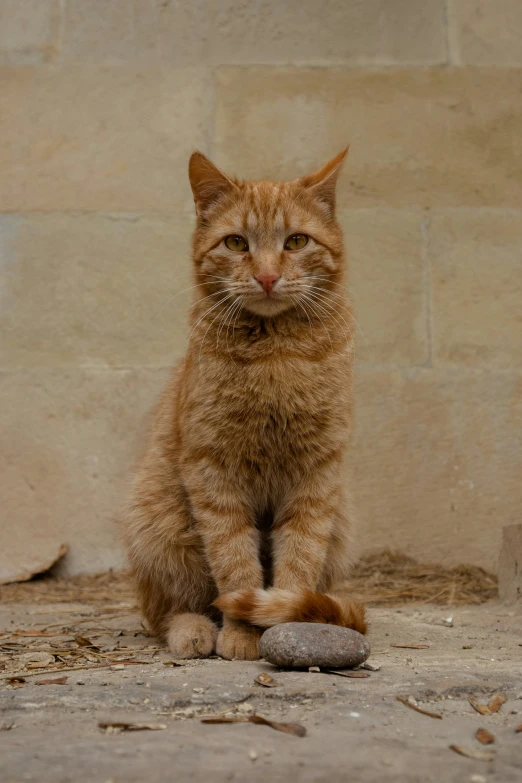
[303, 291, 352, 344]
[305, 287, 344, 303]
[305, 289, 352, 327]
[304, 275, 346, 289]
[196, 294, 236, 368]
[226, 297, 244, 354]
[306, 284, 349, 302]
[157, 281, 217, 316]
[158, 275, 235, 318]
[290, 294, 314, 340]
[187, 292, 235, 347]
[302, 291, 353, 346]
[305, 275, 358, 300]
[299, 295, 334, 353]
[187, 287, 236, 312]
[216, 297, 240, 350]
[309, 288, 367, 347]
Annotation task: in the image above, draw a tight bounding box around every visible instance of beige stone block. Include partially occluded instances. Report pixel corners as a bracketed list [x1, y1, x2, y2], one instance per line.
[429, 210, 522, 369]
[0, 213, 195, 369]
[0, 208, 427, 372]
[3, 363, 519, 575]
[0, 368, 168, 575]
[62, 0, 158, 63]
[157, 0, 446, 66]
[0, 0, 61, 64]
[215, 67, 522, 208]
[347, 369, 522, 570]
[449, 0, 522, 65]
[341, 210, 427, 367]
[0, 65, 213, 211]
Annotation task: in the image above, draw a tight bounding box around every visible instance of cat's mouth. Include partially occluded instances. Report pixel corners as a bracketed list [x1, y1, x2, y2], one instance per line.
[244, 290, 292, 317]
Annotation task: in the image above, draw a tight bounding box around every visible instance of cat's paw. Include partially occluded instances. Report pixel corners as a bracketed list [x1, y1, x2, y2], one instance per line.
[166, 613, 217, 659]
[216, 621, 262, 661]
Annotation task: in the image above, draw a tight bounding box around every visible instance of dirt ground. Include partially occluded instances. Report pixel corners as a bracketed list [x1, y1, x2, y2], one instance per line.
[1, 594, 521, 783]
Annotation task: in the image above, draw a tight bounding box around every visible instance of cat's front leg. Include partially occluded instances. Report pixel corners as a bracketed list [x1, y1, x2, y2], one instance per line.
[272, 487, 338, 591]
[188, 488, 264, 660]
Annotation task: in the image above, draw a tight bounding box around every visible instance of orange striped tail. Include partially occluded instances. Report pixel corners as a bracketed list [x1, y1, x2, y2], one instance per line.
[214, 588, 366, 635]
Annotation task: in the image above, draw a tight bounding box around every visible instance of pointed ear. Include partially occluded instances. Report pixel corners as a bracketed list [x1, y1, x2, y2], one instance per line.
[298, 147, 349, 215]
[188, 151, 237, 216]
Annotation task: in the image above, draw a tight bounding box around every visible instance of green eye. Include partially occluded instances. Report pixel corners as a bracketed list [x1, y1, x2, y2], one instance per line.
[224, 235, 249, 252]
[284, 234, 309, 251]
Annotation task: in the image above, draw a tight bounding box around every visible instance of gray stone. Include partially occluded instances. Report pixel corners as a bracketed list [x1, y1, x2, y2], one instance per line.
[259, 623, 371, 669]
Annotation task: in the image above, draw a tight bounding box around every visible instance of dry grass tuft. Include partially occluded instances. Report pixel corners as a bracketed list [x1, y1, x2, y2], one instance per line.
[0, 570, 136, 605]
[345, 550, 498, 606]
[0, 551, 498, 607]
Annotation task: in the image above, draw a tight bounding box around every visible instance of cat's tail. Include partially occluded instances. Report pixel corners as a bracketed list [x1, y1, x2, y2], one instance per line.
[214, 588, 367, 635]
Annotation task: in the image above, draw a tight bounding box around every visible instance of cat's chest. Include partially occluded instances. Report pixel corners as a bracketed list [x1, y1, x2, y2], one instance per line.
[226, 358, 339, 415]
[189, 355, 349, 450]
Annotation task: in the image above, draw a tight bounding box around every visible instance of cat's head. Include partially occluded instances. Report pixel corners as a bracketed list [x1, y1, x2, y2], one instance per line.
[188, 150, 347, 318]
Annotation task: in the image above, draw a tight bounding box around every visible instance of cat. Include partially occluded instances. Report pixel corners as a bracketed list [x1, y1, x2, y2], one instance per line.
[123, 149, 366, 661]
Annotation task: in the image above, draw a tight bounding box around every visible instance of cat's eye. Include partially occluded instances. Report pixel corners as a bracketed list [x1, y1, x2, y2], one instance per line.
[284, 234, 309, 251]
[224, 235, 249, 252]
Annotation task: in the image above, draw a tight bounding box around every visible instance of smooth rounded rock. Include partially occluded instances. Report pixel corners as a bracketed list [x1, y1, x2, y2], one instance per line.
[259, 622, 371, 669]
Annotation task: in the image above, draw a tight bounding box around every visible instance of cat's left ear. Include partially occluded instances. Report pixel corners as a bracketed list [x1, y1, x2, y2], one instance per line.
[188, 151, 237, 217]
[298, 147, 349, 215]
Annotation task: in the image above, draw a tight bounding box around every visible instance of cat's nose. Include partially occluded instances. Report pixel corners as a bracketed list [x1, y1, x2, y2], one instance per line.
[255, 274, 280, 293]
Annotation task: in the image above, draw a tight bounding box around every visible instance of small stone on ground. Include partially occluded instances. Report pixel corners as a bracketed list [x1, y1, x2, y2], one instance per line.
[260, 622, 370, 669]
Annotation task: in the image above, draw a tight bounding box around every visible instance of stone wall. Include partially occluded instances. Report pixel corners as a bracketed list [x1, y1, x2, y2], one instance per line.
[1, 1, 521, 575]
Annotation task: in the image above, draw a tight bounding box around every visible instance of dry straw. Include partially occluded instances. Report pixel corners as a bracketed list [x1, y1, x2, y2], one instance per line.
[0, 550, 497, 608]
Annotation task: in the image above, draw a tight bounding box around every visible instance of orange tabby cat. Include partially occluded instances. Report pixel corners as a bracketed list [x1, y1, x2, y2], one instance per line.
[123, 149, 366, 660]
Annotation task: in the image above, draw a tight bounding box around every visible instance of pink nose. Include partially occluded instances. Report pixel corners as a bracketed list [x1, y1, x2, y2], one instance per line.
[256, 274, 280, 293]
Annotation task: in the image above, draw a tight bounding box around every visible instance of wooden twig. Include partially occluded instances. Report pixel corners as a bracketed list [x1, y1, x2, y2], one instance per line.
[0, 660, 151, 681]
[396, 696, 442, 720]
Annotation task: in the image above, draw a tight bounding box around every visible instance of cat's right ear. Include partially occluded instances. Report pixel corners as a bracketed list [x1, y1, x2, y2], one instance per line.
[188, 152, 237, 217]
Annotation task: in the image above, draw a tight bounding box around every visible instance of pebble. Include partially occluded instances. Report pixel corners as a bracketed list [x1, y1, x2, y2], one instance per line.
[259, 622, 370, 669]
[237, 702, 254, 714]
[361, 661, 381, 671]
[174, 707, 196, 719]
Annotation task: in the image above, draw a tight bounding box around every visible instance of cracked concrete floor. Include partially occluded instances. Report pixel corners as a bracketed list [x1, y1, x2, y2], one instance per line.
[1, 600, 521, 783]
